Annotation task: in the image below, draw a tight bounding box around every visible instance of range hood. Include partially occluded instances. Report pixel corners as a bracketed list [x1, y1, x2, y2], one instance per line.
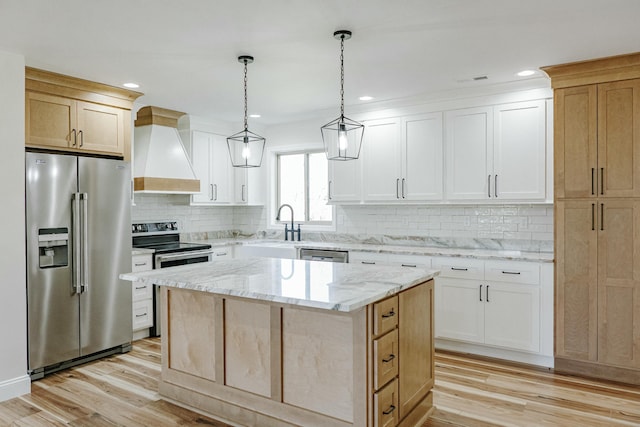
[133, 106, 200, 193]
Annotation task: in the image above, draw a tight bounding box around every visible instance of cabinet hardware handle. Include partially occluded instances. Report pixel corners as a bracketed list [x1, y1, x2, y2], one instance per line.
[600, 203, 604, 231]
[501, 271, 521, 275]
[592, 203, 596, 231]
[479, 284, 483, 302]
[71, 129, 77, 146]
[591, 168, 595, 195]
[382, 354, 396, 363]
[134, 262, 146, 267]
[488, 175, 491, 198]
[381, 310, 396, 318]
[396, 178, 400, 199]
[494, 174, 498, 198]
[214, 184, 218, 201]
[78, 130, 84, 147]
[135, 286, 146, 290]
[210, 184, 214, 201]
[451, 267, 468, 271]
[402, 178, 406, 198]
[328, 180, 332, 200]
[362, 261, 376, 265]
[135, 313, 147, 318]
[241, 184, 246, 202]
[600, 168, 604, 195]
[486, 285, 490, 302]
[401, 264, 417, 268]
[216, 252, 227, 256]
[382, 405, 396, 415]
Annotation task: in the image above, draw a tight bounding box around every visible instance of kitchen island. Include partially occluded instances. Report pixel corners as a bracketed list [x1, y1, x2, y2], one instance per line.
[121, 258, 438, 427]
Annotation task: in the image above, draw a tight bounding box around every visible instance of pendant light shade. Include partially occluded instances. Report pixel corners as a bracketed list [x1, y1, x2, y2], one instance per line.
[321, 30, 364, 161]
[227, 55, 265, 168]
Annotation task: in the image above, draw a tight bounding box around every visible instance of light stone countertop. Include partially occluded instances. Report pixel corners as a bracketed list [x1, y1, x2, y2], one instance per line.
[120, 257, 439, 312]
[198, 238, 554, 263]
[131, 248, 154, 256]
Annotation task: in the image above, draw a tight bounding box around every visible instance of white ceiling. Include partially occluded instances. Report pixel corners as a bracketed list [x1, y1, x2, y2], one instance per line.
[2, 0, 640, 125]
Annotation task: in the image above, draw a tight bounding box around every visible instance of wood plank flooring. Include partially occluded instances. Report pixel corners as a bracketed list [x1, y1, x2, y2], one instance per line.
[2, 339, 640, 426]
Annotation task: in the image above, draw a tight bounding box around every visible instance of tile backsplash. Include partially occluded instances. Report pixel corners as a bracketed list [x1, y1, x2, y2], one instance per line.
[132, 194, 553, 252]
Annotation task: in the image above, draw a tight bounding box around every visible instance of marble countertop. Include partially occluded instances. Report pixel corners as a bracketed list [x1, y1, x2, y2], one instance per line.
[132, 248, 155, 256]
[120, 257, 438, 312]
[198, 238, 554, 263]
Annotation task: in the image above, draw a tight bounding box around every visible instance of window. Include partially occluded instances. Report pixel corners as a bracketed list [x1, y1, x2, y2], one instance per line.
[277, 151, 332, 223]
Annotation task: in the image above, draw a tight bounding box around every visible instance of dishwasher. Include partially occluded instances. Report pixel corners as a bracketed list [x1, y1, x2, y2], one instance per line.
[299, 248, 349, 263]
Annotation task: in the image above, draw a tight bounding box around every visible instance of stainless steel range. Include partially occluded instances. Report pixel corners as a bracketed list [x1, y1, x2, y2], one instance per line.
[132, 221, 213, 336]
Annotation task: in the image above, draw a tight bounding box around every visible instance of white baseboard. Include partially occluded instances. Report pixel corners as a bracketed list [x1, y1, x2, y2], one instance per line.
[0, 374, 30, 403]
[435, 338, 554, 368]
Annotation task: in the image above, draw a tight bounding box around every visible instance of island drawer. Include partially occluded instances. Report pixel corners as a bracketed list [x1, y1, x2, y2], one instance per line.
[374, 378, 399, 427]
[373, 329, 398, 390]
[373, 296, 398, 336]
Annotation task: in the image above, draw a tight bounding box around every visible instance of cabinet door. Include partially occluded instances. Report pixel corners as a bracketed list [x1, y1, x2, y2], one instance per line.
[597, 200, 640, 368]
[191, 131, 213, 203]
[434, 277, 484, 344]
[362, 118, 402, 202]
[399, 280, 433, 420]
[445, 107, 493, 200]
[484, 282, 540, 352]
[402, 113, 443, 201]
[210, 133, 232, 203]
[555, 200, 598, 361]
[76, 101, 125, 156]
[493, 101, 546, 200]
[328, 153, 362, 203]
[554, 86, 598, 199]
[597, 80, 640, 198]
[25, 92, 75, 149]
[233, 167, 248, 204]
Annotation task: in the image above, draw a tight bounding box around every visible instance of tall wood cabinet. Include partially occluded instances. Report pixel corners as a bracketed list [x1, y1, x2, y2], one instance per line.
[544, 52, 640, 384]
[25, 67, 142, 160]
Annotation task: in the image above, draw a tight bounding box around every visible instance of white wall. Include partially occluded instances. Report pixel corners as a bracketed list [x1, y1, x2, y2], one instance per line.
[0, 51, 29, 401]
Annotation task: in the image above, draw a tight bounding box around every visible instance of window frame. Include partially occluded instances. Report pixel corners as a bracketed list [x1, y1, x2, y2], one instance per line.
[276, 149, 331, 225]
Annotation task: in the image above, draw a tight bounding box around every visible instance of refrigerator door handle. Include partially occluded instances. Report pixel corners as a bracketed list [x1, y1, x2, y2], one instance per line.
[81, 192, 89, 293]
[72, 193, 82, 294]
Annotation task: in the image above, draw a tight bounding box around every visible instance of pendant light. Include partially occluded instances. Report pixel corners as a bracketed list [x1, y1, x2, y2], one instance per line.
[227, 55, 265, 168]
[321, 30, 364, 161]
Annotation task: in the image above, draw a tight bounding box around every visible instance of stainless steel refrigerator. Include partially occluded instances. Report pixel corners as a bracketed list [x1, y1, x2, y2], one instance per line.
[26, 152, 132, 379]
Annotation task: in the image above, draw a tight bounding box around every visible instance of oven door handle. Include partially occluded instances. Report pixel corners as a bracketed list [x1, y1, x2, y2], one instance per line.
[155, 249, 213, 265]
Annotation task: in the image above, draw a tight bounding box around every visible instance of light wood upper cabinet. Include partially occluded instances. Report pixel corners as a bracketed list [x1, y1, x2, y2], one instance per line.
[25, 67, 141, 159]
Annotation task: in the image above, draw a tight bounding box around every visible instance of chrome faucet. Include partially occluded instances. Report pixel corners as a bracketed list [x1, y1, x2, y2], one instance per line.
[276, 204, 301, 241]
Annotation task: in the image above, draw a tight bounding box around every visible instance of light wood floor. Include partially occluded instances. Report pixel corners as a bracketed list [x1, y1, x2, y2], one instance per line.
[2, 339, 640, 426]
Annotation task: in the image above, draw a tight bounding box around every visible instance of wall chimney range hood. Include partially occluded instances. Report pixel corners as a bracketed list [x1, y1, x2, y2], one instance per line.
[133, 106, 200, 193]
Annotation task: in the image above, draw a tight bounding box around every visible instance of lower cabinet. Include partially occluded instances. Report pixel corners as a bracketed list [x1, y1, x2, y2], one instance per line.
[131, 253, 153, 339]
[434, 257, 553, 366]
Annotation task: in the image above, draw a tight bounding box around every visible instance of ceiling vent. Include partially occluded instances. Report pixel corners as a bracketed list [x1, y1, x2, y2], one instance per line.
[133, 106, 200, 193]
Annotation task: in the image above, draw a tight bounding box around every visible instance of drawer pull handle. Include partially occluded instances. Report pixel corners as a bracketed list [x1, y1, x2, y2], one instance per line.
[401, 264, 416, 268]
[382, 354, 395, 363]
[501, 271, 521, 275]
[383, 405, 396, 415]
[381, 310, 396, 318]
[135, 313, 147, 318]
[135, 286, 147, 290]
[362, 261, 376, 265]
[134, 262, 147, 266]
[451, 267, 468, 271]
[216, 252, 227, 256]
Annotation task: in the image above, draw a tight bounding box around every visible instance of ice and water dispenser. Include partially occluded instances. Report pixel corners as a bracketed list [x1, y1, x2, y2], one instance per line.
[38, 228, 69, 268]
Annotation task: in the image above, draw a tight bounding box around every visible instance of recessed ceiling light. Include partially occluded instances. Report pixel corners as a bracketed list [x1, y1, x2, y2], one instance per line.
[516, 70, 536, 77]
[359, 96, 374, 101]
[123, 82, 140, 88]
[249, 114, 261, 118]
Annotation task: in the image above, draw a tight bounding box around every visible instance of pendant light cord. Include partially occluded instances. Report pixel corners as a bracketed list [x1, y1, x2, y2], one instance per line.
[340, 35, 345, 118]
[243, 59, 248, 131]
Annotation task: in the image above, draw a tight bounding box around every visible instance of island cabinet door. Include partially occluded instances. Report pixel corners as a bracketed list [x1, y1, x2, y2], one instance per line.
[398, 280, 434, 421]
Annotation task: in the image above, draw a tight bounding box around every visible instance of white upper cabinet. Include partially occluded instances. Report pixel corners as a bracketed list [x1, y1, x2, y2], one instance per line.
[493, 100, 547, 200]
[445, 106, 494, 200]
[362, 113, 443, 203]
[445, 100, 547, 201]
[191, 130, 232, 204]
[328, 152, 362, 203]
[403, 113, 443, 201]
[362, 118, 403, 201]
